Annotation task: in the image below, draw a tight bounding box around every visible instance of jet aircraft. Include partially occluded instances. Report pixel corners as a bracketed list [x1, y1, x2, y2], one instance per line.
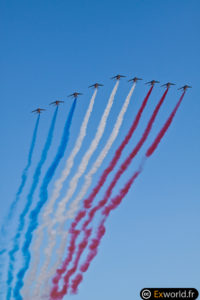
[178, 85, 192, 91]
[161, 82, 176, 88]
[32, 108, 46, 114]
[111, 74, 126, 80]
[88, 83, 104, 89]
[68, 92, 83, 98]
[128, 77, 143, 83]
[50, 100, 64, 106]
[146, 80, 160, 86]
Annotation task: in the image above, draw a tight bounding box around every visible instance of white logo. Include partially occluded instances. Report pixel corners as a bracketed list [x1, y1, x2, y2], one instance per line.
[141, 289, 151, 300]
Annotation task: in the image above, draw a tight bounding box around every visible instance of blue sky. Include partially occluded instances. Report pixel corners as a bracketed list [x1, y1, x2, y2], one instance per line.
[0, 0, 200, 299]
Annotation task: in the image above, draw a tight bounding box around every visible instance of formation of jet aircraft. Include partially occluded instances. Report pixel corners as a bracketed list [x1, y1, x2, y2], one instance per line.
[31, 75, 191, 114]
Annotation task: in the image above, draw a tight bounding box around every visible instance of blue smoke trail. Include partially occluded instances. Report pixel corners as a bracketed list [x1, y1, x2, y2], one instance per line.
[0, 116, 40, 297]
[6, 107, 58, 300]
[0, 115, 40, 237]
[13, 99, 77, 300]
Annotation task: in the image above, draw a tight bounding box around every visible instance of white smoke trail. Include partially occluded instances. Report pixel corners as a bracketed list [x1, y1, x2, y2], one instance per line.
[22, 89, 97, 298]
[42, 82, 136, 294]
[35, 81, 119, 296]
[26, 81, 119, 298]
[42, 81, 136, 296]
[63, 82, 136, 220]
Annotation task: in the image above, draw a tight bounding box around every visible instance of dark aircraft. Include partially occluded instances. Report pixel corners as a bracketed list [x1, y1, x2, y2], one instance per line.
[161, 82, 176, 88]
[146, 80, 160, 86]
[111, 74, 126, 80]
[32, 108, 46, 114]
[88, 83, 104, 89]
[68, 92, 83, 98]
[128, 77, 143, 83]
[50, 100, 64, 106]
[178, 85, 192, 91]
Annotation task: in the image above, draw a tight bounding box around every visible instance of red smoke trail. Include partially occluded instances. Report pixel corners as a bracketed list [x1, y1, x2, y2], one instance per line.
[50, 86, 154, 296]
[51, 229, 91, 299]
[71, 220, 106, 294]
[70, 91, 185, 294]
[84, 85, 154, 209]
[50, 229, 80, 299]
[52, 229, 80, 286]
[145, 91, 185, 157]
[70, 170, 141, 294]
[76, 87, 169, 229]
[50, 88, 168, 298]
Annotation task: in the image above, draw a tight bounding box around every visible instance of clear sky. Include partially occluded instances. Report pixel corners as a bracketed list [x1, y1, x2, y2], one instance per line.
[0, 0, 200, 299]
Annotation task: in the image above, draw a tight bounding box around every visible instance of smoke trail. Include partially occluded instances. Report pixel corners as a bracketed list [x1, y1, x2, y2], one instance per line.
[25, 89, 97, 298]
[70, 91, 186, 294]
[49, 84, 151, 277]
[54, 81, 119, 220]
[36, 81, 119, 296]
[46, 82, 137, 291]
[87, 88, 168, 214]
[51, 173, 142, 299]
[63, 82, 136, 219]
[51, 228, 92, 299]
[0, 115, 39, 300]
[83, 85, 153, 211]
[13, 99, 77, 300]
[5, 108, 58, 300]
[145, 91, 185, 157]
[50, 88, 168, 295]
[0, 115, 40, 240]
